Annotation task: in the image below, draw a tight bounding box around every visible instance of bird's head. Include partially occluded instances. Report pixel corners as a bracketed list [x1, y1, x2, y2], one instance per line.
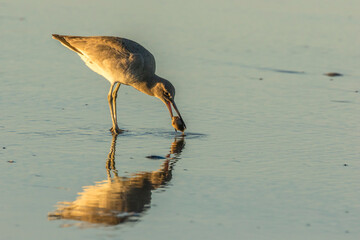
[152, 77, 186, 131]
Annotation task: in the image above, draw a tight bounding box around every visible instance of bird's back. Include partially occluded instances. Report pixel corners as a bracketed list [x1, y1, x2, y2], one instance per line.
[53, 35, 156, 85]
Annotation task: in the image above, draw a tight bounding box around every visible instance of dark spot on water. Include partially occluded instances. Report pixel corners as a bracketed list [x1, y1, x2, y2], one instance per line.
[129, 157, 133, 159]
[261, 67, 305, 74]
[32, 154, 36, 157]
[35, 174, 41, 177]
[259, 78, 263, 80]
[274, 69, 305, 74]
[355, 90, 359, 93]
[324, 72, 343, 77]
[331, 100, 352, 104]
[306, 223, 311, 227]
[7, 160, 15, 163]
[344, 163, 348, 166]
[85, 104, 88, 106]
[146, 155, 166, 160]
[2, 147, 6, 149]
[345, 210, 349, 214]
[183, 169, 188, 171]
[62, 108, 65, 110]
[345, 230, 349, 234]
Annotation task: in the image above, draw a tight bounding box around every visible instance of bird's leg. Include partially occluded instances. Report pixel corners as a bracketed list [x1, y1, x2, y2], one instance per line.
[108, 83, 118, 134]
[112, 82, 121, 129]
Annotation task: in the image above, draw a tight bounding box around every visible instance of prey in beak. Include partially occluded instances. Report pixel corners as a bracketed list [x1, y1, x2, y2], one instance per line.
[165, 99, 186, 133]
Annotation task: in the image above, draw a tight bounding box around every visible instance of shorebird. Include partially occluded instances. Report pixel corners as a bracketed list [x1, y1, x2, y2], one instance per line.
[52, 34, 186, 134]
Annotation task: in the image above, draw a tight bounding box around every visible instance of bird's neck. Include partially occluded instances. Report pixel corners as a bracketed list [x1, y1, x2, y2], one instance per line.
[132, 75, 162, 97]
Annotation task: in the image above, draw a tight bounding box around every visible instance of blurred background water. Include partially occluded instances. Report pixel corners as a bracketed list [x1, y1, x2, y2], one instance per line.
[1, 0, 360, 239]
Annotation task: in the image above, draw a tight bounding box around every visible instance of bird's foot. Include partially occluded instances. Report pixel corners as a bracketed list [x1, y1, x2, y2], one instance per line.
[110, 126, 124, 135]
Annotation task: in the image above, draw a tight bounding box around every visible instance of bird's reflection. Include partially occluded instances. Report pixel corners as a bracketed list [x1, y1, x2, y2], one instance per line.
[48, 135, 185, 226]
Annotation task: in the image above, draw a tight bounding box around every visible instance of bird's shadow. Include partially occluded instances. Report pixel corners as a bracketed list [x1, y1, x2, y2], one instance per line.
[48, 134, 186, 227]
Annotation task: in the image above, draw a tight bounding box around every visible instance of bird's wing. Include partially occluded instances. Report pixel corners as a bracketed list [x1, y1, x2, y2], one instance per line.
[125, 53, 145, 80]
[59, 36, 132, 61]
[53, 35, 129, 56]
[53, 35, 153, 82]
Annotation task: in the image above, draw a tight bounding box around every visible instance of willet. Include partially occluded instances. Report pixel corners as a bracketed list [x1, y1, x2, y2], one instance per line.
[52, 34, 186, 134]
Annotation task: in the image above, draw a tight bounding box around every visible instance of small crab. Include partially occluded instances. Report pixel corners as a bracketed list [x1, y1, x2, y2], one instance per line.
[172, 116, 186, 133]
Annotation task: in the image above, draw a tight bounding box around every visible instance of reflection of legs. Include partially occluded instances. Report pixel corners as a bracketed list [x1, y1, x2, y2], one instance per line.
[106, 134, 118, 178]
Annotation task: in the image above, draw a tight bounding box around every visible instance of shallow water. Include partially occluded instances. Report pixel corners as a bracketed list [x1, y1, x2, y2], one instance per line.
[1, 0, 360, 239]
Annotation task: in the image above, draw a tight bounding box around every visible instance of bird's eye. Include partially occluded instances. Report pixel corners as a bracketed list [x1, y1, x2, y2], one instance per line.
[164, 91, 171, 99]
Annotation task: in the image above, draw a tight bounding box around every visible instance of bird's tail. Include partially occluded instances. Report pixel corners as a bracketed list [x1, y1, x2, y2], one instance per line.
[52, 34, 83, 55]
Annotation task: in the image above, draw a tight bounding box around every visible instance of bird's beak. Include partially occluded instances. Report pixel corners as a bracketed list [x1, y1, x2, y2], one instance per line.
[165, 100, 173, 118]
[168, 100, 186, 129]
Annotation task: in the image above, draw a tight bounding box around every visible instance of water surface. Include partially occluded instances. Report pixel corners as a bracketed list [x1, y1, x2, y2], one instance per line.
[1, 0, 360, 239]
